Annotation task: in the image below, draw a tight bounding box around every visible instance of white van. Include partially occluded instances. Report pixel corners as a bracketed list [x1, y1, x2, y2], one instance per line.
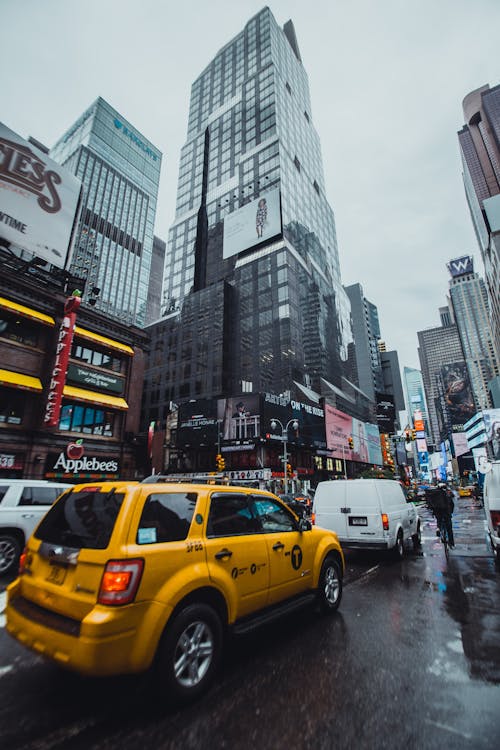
[0, 480, 72, 575]
[483, 460, 500, 566]
[312, 479, 421, 558]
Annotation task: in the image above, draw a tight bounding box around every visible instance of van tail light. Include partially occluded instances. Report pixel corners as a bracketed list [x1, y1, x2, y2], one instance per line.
[311, 512, 316, 525]
[490, 511, 500, 531]
[98, 559, 144, 606]
[381, 513, 389, 530]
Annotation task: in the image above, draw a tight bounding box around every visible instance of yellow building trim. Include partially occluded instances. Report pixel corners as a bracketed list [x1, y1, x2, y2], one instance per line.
[74, 326, 134, 356]
[63, 385, 129, 411]
[0, 296, 55, 326]
[0, 369, 43, 392]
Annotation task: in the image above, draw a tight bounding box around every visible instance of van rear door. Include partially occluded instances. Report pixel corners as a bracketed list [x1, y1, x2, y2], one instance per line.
[314, 482, 348, 540]
[343, 482, 383, 545]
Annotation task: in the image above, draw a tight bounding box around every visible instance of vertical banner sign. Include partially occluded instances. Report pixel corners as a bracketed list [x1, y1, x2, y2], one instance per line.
[148, 421, 155, 459]
[44, 295, 81, 427]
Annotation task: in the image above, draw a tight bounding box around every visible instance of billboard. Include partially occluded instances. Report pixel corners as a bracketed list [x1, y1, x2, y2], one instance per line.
[259, 392, 325, 450]
[452, 431, 469, 458]
[223, 188, 281, 259]
[483, 408, 500, 459]
[439, 362, 476, 431]
[218, 394, 261, 443]
[447, 255, 473, 278]
[325, 405, 382, 465]
[375, 392, 396, 433]
[0, 122, 82, 268]
[177, 399, 220, 447]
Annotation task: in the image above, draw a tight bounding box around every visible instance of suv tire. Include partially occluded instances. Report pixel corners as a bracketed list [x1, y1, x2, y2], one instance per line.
[0, 534, 21, 576]
[156, 603, 223, 703]
[317, 555, 342, 614]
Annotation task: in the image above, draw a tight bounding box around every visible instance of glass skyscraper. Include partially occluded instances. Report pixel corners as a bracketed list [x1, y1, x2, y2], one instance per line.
[156, 7, 351, 411]
[51, 98, 162, 326]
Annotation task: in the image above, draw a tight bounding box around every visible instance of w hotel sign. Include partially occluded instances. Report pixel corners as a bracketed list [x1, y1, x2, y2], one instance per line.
[447, 255, 473, 278]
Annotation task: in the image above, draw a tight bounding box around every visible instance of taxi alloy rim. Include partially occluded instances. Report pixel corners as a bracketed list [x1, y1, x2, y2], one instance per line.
[324, 564, 340, 604]
[174, 619, 214, 688]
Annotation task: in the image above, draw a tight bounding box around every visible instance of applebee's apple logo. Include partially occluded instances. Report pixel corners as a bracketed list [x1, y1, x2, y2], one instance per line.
[67, 439, 84, 460]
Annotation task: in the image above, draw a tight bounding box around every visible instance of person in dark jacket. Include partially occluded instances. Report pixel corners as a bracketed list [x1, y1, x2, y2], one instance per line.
[428, 483, 455, 548]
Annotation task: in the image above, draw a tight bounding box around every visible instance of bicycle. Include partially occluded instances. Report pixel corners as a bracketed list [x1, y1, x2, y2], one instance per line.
[439, 522, 450, 560]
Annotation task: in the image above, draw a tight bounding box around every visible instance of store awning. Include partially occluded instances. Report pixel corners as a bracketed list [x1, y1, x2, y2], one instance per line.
[0, 369, 43, 392]
[63, 385, 129, 410]
[0, 296, 55, 326]
[74, 326, 134, 356]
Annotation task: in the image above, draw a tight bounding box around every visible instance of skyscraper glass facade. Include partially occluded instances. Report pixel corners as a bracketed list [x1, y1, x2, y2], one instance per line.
[160, 8, 351, 402]
[51, 98, 162, 326]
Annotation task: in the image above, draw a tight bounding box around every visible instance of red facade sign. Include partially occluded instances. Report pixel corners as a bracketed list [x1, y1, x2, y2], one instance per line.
[44, 295, 81, 427]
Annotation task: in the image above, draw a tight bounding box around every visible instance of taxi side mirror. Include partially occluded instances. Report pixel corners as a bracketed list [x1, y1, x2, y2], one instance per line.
[298, 518, 312, 532]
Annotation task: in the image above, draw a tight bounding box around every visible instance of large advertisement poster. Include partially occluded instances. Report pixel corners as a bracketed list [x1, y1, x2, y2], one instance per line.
[218, 394, 261, 442]
[0, 122, 81, 268]
[375, 392, 396, 433]
[439, 362, 476, 431]
[362, 422, 383, 465]
[325, 405, 382, 464]
[177, 399, 219, 447]
[260, 392, 326, 450]
[223, 188, 281, 259]
[483, 409, 500, 459]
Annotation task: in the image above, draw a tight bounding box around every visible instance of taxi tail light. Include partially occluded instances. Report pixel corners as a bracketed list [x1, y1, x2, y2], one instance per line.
[381, 513, 389, 530]
[98, 559, 144, 606]
[19, 547, 28, 575]
[490, 510, 500, 530]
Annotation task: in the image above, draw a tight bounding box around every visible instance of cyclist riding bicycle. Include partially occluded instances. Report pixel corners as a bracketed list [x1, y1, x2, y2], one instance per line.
[428, 482, 455, 548]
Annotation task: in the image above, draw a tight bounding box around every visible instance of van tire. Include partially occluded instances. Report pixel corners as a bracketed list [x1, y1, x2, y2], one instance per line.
[412, 522, 421, 551]
[317, 555, 342, 614]
[393, 530, 404, 560]
[0, 534, 21, 575]
[155, 603, 222, 704]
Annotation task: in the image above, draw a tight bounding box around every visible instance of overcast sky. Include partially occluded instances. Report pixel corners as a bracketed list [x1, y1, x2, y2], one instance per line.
[2, 0, 499, 374]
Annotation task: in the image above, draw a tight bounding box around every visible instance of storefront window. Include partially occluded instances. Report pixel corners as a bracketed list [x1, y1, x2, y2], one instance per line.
[0, 390, 25, 424]
[59, 402, 116, 436]
[0, 314, 38, 347]
[71, 343, 123, 372]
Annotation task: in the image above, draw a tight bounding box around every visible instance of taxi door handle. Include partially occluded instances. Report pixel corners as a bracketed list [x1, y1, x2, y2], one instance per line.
[272, 542, 285, 551]
[215, 548, 233, 560]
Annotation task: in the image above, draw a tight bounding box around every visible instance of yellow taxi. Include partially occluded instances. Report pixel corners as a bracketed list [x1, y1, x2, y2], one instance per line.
[6, 480, 344, 703]
[458, 485, 474, 497]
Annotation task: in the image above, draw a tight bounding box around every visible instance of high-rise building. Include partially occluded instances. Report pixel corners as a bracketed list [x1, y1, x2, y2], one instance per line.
[402, 367, 430, 437]
[417, 313, 474, 447]
[147, 8, 351, 422]
[446, 255, 499, 411]
[145, 235, 166, 325]
[344, 283, 383, 402]
[458, 83, 500, 358]
[379, 349, 405, 426]
[51, 97, 162, 326]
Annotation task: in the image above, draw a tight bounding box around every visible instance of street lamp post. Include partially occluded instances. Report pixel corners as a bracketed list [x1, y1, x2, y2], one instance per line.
[270, 418, 299, 494]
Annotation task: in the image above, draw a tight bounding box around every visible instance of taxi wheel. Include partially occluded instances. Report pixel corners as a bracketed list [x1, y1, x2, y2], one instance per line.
[0, 534, 21, 575]
[157, 603, 223, 703]
[317, 555, 343, 614]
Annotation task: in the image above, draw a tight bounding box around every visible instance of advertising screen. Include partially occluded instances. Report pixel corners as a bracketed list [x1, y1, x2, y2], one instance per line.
[325, 406, 382, 464]
[375, 392, 396, 433]
[260, 392, 325, 450]
[0, 122, 82, 268]
[223, 188, 281, 259]
[177, 399, 219, 448]
[439, 362, 476, 430]
[217, 394, 261, 443]
[452, 431, 469, 458]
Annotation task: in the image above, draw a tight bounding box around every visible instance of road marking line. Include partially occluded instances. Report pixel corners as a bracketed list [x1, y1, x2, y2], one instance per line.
[424, 719, 472, 740]
[0, 590, 6, 628]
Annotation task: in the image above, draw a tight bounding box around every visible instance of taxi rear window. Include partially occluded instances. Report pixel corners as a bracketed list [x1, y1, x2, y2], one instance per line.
[35, 489, 124, 549]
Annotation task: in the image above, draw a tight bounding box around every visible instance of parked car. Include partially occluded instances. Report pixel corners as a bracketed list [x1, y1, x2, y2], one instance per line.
[483, 461, 500, 566]
[312, 478, 421, 558]
[6, 480, 344, 703]
[0, 480, 72, 575]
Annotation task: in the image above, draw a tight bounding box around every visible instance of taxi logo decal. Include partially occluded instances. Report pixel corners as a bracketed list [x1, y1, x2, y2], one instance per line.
[291, 545, 303, 570]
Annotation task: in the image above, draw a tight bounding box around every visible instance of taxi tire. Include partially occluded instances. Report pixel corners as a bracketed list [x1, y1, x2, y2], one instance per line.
[156, 603, 223, 704]
[317, 555, 343, 614]
[0, 533, 21, 576]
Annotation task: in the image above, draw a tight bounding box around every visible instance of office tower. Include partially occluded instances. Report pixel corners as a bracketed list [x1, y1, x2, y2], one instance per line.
[344, 283, 383, 401]
[51, 98, 162, 326]
[145, 235, 166, 325]
[458, 83, 500, 357]
[149, 7, 351, 418]
[417, 316, 473, 447]
[403, 367, 430, 437]
[447, 256, 499, 410]
[379, 350, 405, 425]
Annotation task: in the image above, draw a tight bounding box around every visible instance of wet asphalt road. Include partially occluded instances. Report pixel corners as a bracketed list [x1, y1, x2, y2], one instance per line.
[0, 495, 499, 750]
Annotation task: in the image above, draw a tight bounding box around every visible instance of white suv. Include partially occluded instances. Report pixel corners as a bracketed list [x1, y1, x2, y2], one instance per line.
[0, 480, 72, 575]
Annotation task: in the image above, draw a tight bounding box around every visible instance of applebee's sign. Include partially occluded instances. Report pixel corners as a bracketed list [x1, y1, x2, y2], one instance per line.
[44, 295, 81, 427]
[50, 441, 119, 475]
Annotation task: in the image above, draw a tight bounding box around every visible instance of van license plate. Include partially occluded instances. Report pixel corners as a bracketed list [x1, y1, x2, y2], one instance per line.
[46, 564, 67, 586]
[349, 516, 367, 526]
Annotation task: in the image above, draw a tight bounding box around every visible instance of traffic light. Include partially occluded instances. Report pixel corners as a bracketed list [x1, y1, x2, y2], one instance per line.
[411, 429, 417, 441]
[215, 453, 225, 471]
[348, 436, 354, 449]
[404, 430, 411, 442]
[286, 462, 292, 477]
